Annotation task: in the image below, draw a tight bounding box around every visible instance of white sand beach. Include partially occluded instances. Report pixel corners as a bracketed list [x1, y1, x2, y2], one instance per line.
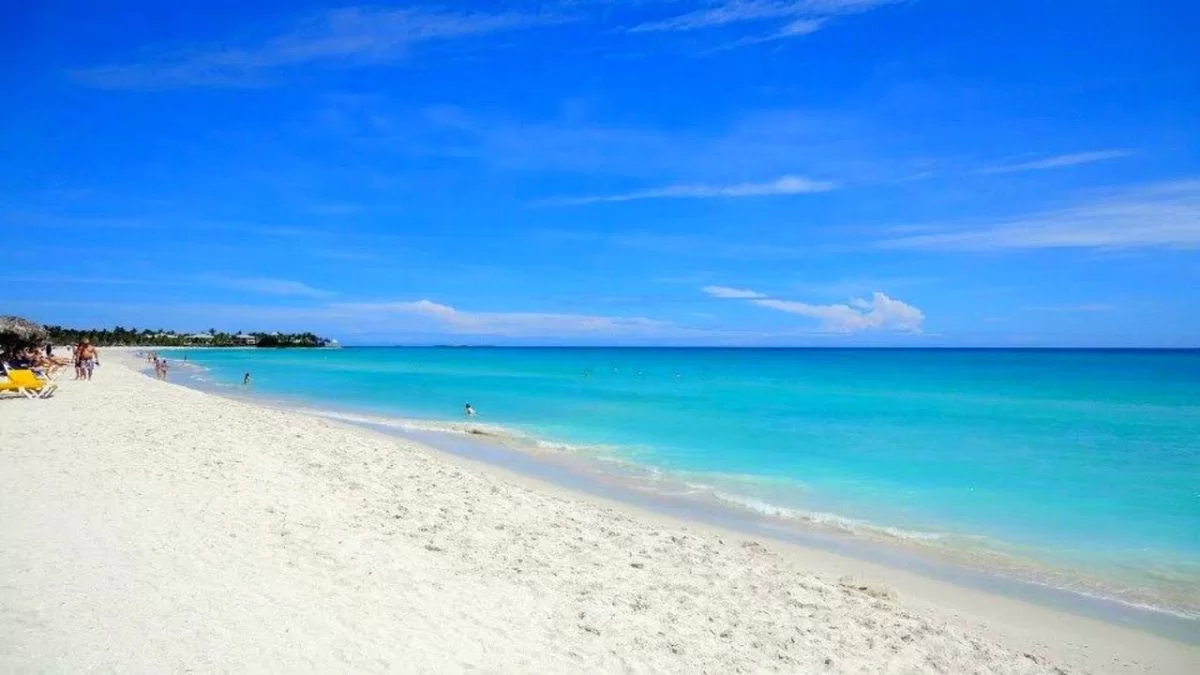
[1, 356, 1195, 673]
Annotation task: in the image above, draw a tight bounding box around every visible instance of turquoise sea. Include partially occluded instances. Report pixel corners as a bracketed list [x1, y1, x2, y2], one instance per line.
[170, 347, 1200, 623]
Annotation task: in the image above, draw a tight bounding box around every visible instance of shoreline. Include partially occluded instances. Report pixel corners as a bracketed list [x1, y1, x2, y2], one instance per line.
[343, 425, 1200, 642]
[3, 357, 1196, 672]
[165, 349, 1200, 635]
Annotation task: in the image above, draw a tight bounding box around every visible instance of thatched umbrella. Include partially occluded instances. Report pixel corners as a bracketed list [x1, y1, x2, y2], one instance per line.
[0, 315, 49, 355]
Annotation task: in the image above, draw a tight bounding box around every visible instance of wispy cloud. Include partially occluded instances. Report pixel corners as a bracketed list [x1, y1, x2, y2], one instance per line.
[253, 226, 321, 238]
[791, 276, 938, 298]
[72, 1, 903, 89]
[979, 149, 1134, 174]
[1023, 303, 1115, 312]
[702, 285, 769, 299]
[708, 17, 827, 50]
[771, 16, 828, 37]
[542, 175, 836, 205]
[631, 0, 889, 31]
[313, 249, 382, 262]
[326, 101, 924, 186]
[0, 210, 156, 230]
[539, 229, 827, 259]
[631, 1, 798, 32]
[629, 0, 893, 40]
[0, 274, 152, 286]
[305, 203, 368, 217]
[330, 298, 676, 337]
[877, 179, 1200, 250]
[74, 7, 560, 89]
[705, 285, 925, 332]
[201, 275, 334, 298]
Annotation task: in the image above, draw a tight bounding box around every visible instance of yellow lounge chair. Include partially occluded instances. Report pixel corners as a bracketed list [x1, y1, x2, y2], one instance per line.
[0, 369, 58, 399]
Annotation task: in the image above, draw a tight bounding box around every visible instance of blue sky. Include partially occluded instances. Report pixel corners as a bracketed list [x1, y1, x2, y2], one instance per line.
[2, 0, 1197, 346]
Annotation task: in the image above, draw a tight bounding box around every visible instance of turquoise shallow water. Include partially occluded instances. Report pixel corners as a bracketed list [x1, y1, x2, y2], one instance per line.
[170, 347, 1200, 618]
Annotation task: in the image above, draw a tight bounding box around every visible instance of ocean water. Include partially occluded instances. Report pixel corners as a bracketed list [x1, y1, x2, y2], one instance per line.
[168, 347, 1200, 620]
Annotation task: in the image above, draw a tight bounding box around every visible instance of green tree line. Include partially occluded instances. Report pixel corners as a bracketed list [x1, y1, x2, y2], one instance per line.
[44, 326, 332, 348]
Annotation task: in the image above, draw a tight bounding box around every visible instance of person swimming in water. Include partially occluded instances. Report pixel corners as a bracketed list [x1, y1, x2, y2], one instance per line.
[464, 402, 476, 417]
[243, 372, 252, 385]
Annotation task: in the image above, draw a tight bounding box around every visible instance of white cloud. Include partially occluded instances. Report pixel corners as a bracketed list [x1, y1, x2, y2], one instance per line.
[74, 7, 559, 89]
[753, 292, 924, 332]
[630, 0, 892, 33]
[631, 1, 798, 32]
[705, 285, 925, 332]
[705, 17, 828, 51]
[702, 285, 768, 299]
[775, 17, 827, 36]
[389, 299, 460, 318]
[331, 299, 675, 337]
[202, 276, 334, 298]
[979, 149, 1133, 174]
[71, 2, 898, 89]
[877, 179, 1200, 250]
[544, 175, 836, 205]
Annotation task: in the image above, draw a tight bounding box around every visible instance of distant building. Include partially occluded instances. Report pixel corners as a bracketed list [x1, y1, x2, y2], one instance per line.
[234, 334, 257, 345]
[186, 333, 214, 341]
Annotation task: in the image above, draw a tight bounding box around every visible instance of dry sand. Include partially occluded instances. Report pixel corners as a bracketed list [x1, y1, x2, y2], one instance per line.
[1, 357, 1195, 673]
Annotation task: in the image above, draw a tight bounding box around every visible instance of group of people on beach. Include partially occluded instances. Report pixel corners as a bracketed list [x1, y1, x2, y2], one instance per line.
[141, 352, 250, 386]
[0, 340, 96, 383]
[4, 344, 70, 378]
[146, 352, 170, 380]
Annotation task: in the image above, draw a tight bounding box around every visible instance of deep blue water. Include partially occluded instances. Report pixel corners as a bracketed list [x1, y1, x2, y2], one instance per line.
[168, 347, 1200, 618]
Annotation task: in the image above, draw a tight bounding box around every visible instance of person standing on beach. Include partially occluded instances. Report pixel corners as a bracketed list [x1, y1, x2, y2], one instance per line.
[159, 359, 169, 381]
[78, 340, 98, 381]
[73, 342, 84, 380]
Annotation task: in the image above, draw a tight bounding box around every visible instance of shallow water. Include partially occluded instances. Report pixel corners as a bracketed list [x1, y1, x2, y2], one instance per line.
[164, 347, 1200, 622]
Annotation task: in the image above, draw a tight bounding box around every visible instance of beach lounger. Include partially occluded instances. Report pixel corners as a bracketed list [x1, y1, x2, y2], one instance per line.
[34, 365, 65, 381]
[0, 369, 59, 399]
